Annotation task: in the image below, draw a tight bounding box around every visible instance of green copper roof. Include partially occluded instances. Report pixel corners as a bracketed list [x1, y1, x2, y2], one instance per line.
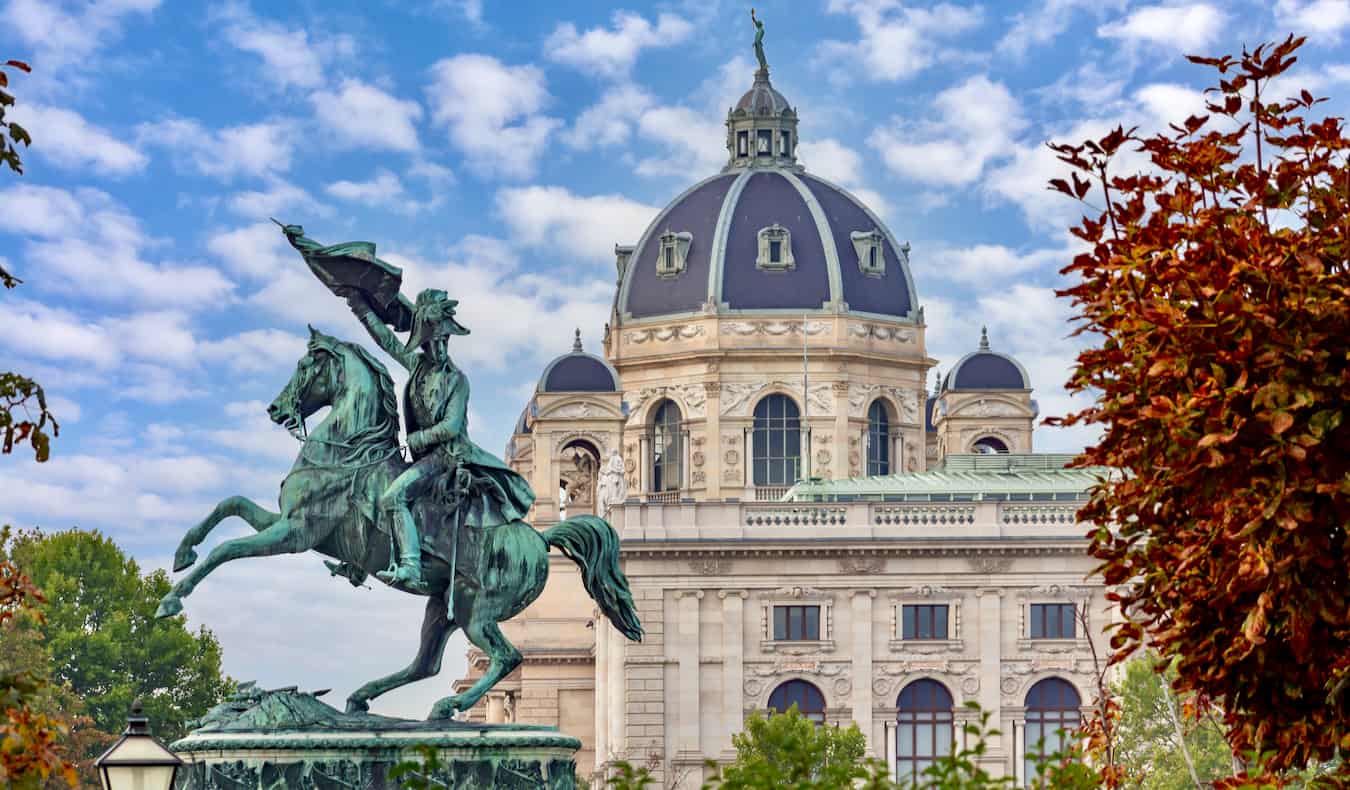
[786, 454, 1112, 502]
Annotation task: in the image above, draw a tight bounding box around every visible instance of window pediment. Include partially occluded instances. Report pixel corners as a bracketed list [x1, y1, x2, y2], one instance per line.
[851, 229, 886, 277]
[657, 230, 693, 278]
[756, 224, 795, 271]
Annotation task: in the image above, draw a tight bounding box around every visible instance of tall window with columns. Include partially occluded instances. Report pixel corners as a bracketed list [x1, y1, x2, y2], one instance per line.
[752, 394, 801, 486]
[651, 399, 682, 492]
[895, 680, 954, 783]
[1023, 678, 1081, 783]
[867, 399, 891, 476]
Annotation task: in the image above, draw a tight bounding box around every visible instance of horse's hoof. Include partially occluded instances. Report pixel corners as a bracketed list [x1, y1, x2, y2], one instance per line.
[428, 695, 464, 720]
[345, 698, 370, 715]
[172, 547, 198, 572]
[155, 596, 183, 619]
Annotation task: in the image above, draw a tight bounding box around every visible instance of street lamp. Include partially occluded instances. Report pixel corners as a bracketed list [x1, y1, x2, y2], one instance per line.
[94, 698, 183, 790]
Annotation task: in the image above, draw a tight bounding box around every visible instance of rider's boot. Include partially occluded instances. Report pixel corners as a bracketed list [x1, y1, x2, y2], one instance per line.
[377, 507, 428, 592]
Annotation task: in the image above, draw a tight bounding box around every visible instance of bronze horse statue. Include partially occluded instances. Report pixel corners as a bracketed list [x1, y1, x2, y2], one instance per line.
[156, 327, 642, 719]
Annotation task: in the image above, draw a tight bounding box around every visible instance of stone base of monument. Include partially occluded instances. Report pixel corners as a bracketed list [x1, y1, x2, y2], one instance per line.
[171, 684, 579, 790]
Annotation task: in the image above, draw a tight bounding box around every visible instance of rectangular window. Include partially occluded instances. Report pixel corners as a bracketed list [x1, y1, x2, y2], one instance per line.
[901, 604, 949, 640]
[773, 605, 821, 640]
[738, 131, 749, 156]
[757, 129, 772, 155]
[1029, 603, 1076, 639]
[780, 130, 792, 157]
[663, 246, 674, 271]
[769, 239, 782, 262]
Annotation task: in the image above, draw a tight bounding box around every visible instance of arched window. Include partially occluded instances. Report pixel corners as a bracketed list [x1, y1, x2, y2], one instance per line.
[895, 680, 954, 784]
[867, 399, 891, 476]
[768, 680, 826, 724]
[972, 436, 1008, 454]
[752, 394, 801, 486]
[1024, 678, 1081, 782]
[651, 400, 682, 492]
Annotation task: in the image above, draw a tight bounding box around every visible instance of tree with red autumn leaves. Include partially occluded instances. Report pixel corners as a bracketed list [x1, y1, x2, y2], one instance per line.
[1048, 35, 1348, 777]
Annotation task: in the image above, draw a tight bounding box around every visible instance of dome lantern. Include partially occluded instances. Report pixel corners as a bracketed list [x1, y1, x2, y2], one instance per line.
[725, 12, 798, 172]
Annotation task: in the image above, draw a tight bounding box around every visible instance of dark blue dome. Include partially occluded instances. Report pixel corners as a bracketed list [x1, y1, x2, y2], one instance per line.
[617, 168, 916, 321]
[538, 331, 621, 393]
[943, 329, 1030, 391]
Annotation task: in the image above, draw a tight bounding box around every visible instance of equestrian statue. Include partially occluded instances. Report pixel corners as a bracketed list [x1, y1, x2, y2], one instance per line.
[155, 223, 643, 721]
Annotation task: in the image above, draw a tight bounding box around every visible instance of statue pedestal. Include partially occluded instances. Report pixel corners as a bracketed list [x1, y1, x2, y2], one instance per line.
[172, 686, 579, 789]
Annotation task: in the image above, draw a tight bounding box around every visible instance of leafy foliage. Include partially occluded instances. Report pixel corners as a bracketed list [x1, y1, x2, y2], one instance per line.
[1112, 653, 1234, 789]
[1047, 36, 1350, 773]
[709, 705, 887, 789]
[0, 57, 57, 463]
[0, 528, 233, 756]
[0, 528, 77, 789]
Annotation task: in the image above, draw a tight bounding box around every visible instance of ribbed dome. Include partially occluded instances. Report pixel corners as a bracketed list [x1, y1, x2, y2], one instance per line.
[616, 168, 917, 321]
[733, 71, 794, 116]
[943, 329, 1030, 391]
[537, 330, 621, 393]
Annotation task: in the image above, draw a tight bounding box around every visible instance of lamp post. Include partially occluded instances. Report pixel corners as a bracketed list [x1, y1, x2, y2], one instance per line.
[94, 698, 184, 790]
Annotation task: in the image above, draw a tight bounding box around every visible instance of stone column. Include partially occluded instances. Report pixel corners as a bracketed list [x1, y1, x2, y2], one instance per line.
[594, 611, 610, 768]
[675, 590, 703, 757]
[638, 435, 650, 500]
[851, 590, 875, 749]
[832, 382, 850, 480]
[719, 590, 747, 754]
[742, 427, 752, 489]
[486, 694, 505, 724]
[703, 382, 721, 498]
[536, 433, 557, 522]
[976, 589, 1003, 755]
[608, 621, 625, 758]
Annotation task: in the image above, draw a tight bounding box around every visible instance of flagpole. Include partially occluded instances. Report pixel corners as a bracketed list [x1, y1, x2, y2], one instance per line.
[802, 312, 809, 480]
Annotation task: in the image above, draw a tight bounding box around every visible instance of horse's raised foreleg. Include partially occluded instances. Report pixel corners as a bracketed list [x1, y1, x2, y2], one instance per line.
[173, 495, 281, 572]
[428, 611, 520, 720]
[156, 518, 311, 618]
[346, 593, 457, 714]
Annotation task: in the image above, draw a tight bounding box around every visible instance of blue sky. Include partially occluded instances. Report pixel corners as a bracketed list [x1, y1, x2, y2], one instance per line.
[2, 0, 1349, 718]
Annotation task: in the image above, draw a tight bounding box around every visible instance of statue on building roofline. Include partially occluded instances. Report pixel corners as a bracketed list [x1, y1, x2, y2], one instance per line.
[154, 221, 642, 724]
[751, 7, 768, 73]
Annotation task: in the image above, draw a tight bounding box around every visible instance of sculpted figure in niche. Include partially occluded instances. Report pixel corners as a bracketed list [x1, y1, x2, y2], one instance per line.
[597, 448, 629, 517]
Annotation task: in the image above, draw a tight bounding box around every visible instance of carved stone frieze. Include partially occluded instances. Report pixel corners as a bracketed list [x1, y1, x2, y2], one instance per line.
[967, 556, 1014, 574]
[847, 322, 916, 344]
[847, 383, 922, 424]
[720, 380, 833, 417]
[543, 401, 615, 420]
[901, 585, 952, 598]
[688, 558, 730, 575]
[721, 320, 829, 338]
[952, 398, 1024, 418]
[837, 556, 884, 574]
[626, 383, 708, 421]
[624, 324, 704, 345]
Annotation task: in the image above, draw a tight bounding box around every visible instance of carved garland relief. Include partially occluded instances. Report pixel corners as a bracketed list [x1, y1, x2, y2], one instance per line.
[847, 383, 922, 424]
[721, 320, 829, 337]
[623, 324, 704, 345]
[721, 381, 833, 417]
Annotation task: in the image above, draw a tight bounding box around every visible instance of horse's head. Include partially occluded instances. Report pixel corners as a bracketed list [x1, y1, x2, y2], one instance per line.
[267, 326, 344, 437]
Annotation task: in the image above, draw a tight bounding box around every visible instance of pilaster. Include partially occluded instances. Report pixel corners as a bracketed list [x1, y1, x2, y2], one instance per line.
[851, 590, 875, 748]
[703, 381, 722, 498]
[718, 590, 747, 754]
[675, 590, 704, 757]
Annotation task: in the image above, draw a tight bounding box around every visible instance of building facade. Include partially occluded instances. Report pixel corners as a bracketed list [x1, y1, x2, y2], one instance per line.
[452, 57, 1106, 787]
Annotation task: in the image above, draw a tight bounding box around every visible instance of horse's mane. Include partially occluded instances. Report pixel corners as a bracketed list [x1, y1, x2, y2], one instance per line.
[310, 330, 401, 465]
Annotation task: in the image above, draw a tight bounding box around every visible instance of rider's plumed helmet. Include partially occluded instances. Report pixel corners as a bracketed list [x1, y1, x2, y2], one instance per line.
[404, 288, 470, 352]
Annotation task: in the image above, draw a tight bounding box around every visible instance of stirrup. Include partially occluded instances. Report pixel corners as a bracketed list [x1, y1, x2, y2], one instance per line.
[377, 562, 428, 592]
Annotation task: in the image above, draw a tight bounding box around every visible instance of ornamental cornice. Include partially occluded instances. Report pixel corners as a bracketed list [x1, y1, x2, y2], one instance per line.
[621, 544, 1084, 563]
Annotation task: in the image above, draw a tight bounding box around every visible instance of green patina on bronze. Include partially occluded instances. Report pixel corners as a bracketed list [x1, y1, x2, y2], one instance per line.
[155, 224, 643, 726]
[751, 7, 768, 72]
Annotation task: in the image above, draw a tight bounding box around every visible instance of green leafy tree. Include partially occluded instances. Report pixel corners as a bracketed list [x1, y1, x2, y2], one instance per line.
[1046, 36, 1350, 774]
[0, 528, 232, 757]
[708, 706, 889, 789]
[1113, 654, 1234, 789]
[0, 57, 57, 462]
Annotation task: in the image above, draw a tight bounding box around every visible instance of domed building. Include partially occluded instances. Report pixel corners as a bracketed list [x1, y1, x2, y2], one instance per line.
[454, 55, 1106, 789]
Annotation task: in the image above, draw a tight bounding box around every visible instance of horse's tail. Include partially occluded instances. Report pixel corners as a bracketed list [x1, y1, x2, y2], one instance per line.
[541, 515, 643, 642]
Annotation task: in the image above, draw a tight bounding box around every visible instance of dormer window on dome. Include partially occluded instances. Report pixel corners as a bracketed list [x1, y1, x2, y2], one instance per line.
[656, 230, 692, 278]
[756, 224, 794, 271]
[851, 229, 886, 277]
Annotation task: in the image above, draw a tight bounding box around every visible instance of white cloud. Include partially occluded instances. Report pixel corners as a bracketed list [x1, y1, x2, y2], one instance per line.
[1134, 83, 1207, 125]
[928, 243, 1071, 284]
[797, 138, 892, 219]
[868, 75, 1025, 187]
[425, 54, 561, 180]
[310, 79, 423, 152]
[5, 0, 159, 74]
[998, 0, 1125, 58]
[563, 82, 654, 149]
[206, 222, 294, 279]
[494, 186, 659, 264]
[818, 1, 983, 82]
[632, 105, 725, 177]
[199, 329, 308, 373]
[545, 11, 694, 78]
[9, 104, 147, 176]
[227, 176, 330, 220]
[1276, 0, 1350, 40]
[138, 117, 297, 180]
[207, 400, 301, 461]
[1, 299, 119, 367]
[213, 2, 327, 90]
[1098, 3, 1226, 51]
[325, 169, 435, 215]
[0, 184, 235, 305]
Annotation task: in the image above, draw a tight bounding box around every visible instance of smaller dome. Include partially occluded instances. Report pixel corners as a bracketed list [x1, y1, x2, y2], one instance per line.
[734, 73, 794, 117]
[943, 328, 1030, 391]
[537, 329, 621, 393]
[514, 406, 533, 435]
